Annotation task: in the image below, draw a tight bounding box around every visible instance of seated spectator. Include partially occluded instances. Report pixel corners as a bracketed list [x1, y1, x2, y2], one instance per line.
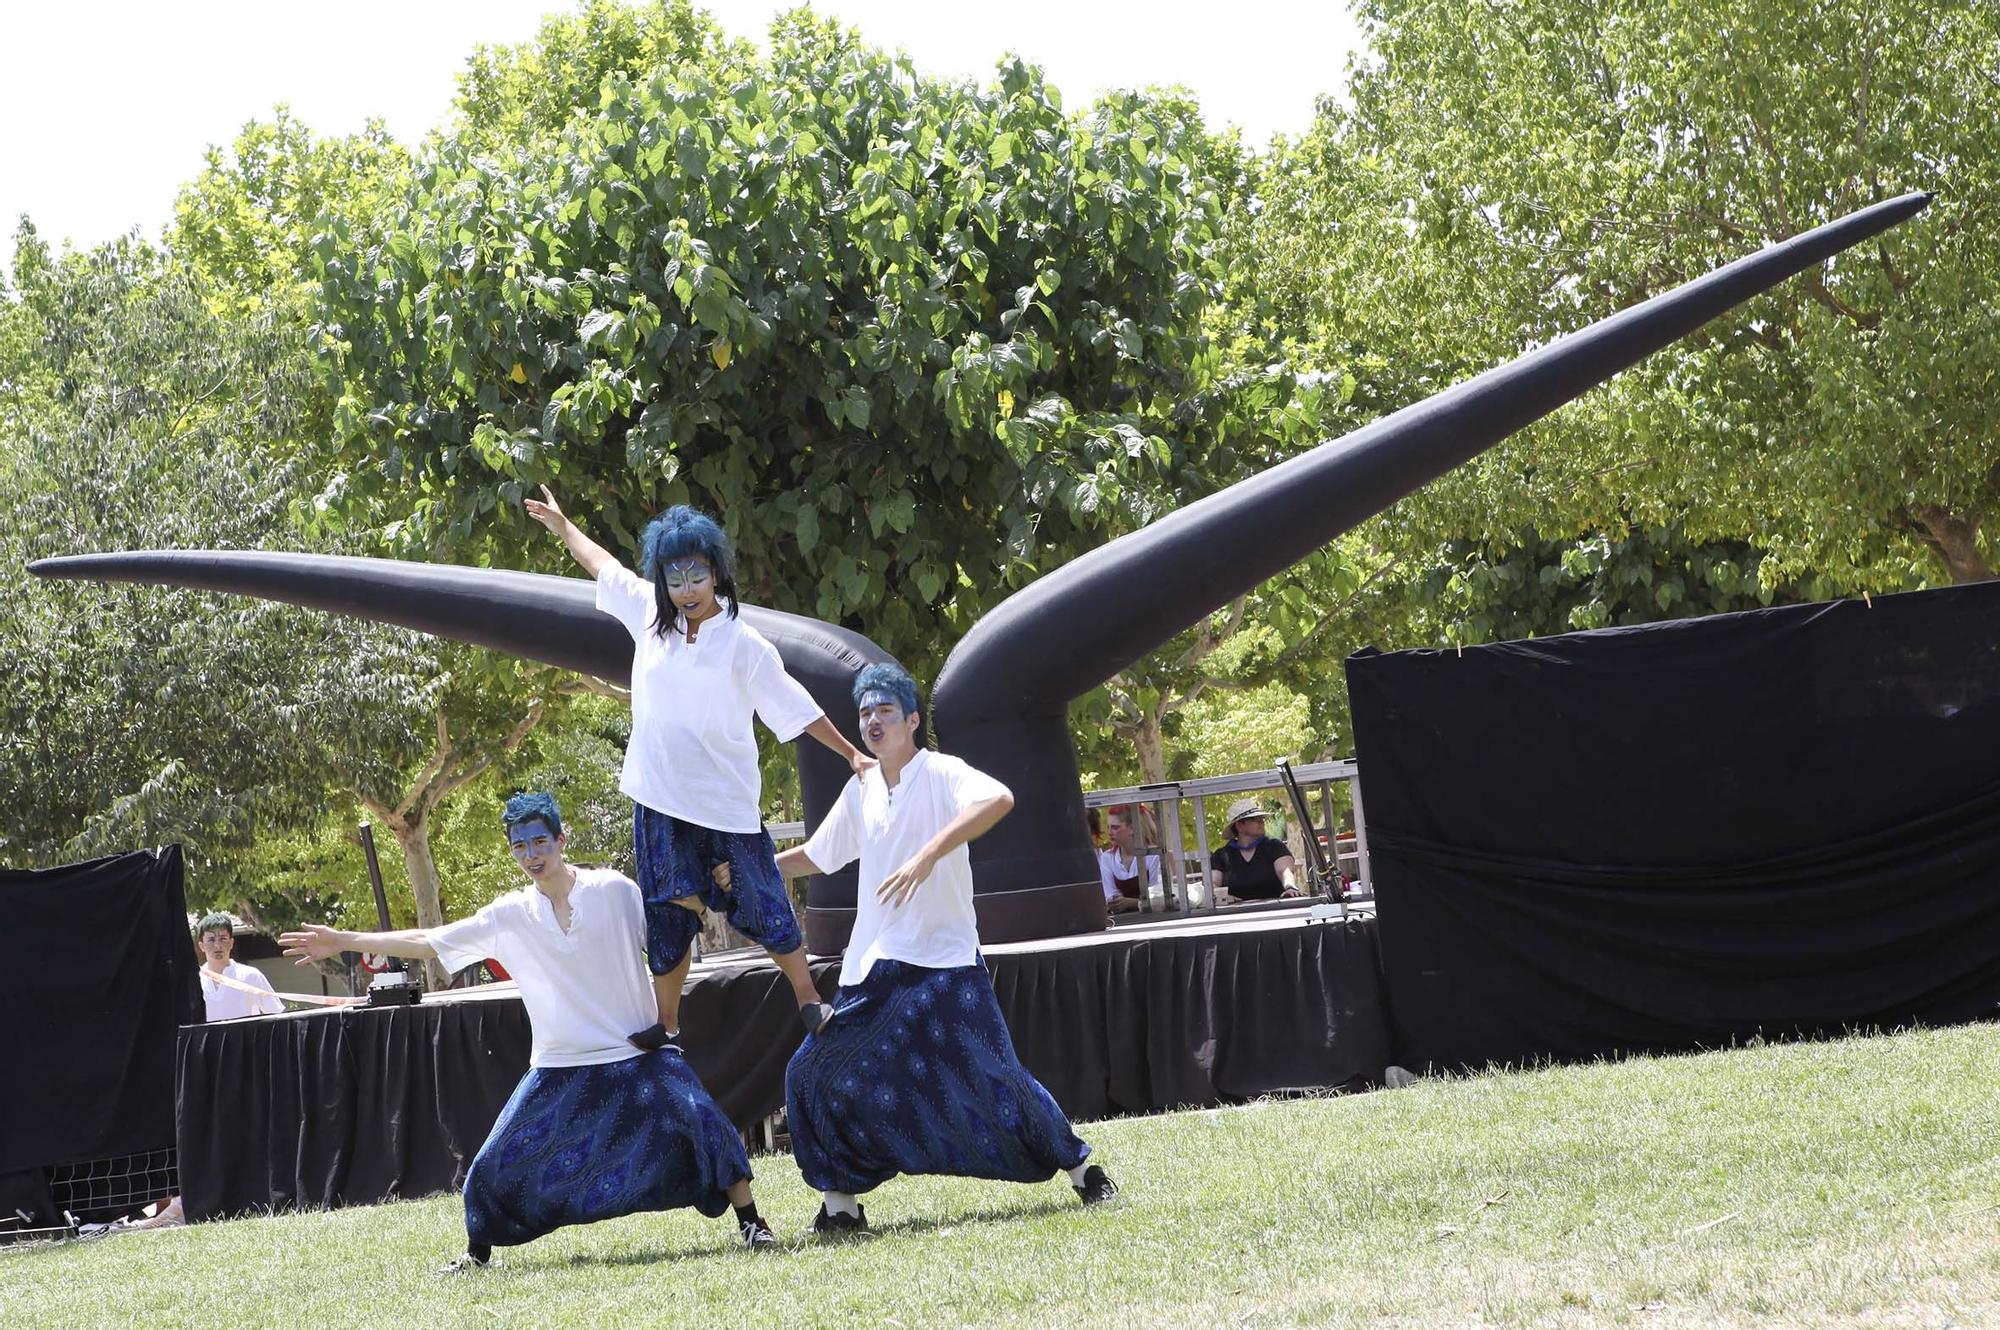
[195, 913, 284, 1021]
[1097, 805, 1160, 915]
[1208, 800, 1301, 903]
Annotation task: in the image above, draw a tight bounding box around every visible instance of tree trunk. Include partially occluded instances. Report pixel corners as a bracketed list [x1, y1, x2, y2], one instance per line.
[1910, 504, 1993, 584]
[386, 811, 448, 990]
[1129, 714, 1168, 786]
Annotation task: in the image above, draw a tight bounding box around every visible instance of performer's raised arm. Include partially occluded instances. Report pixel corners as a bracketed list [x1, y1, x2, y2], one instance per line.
[523, 484, 618, 578]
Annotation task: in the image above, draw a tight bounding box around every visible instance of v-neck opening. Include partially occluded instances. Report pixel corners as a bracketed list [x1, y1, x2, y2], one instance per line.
[538, 880, 581, 940]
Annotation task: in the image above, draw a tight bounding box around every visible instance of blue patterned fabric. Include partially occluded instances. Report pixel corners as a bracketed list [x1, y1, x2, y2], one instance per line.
[632, 803, 803, 972]
[463, 1049, 750, 1247]
[785, 959, 1090, 1195]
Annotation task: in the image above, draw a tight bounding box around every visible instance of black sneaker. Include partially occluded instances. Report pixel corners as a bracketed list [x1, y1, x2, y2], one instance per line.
[810, 1203, 872, 1241]
[1074, 1165, 1118, 1206]
[628, 1023, 679, 1052]
[739, 1215, 780, 1251]
[441, 1243, 491, 1274]
[800, 1002, 836, 1035]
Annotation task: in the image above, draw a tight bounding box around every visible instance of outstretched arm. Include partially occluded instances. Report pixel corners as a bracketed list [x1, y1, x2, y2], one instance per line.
[280, 923, 437, 965]
[774, 846, 824, 880]
[877, 791, 1013, 907]
[524, 485, 618, 578]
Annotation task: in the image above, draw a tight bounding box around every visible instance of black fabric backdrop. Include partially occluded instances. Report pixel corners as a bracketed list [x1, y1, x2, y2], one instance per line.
[177, 918, 1386, 1220]
[0, 847, 201, 1172]
[1348, 581, 2000, 1071]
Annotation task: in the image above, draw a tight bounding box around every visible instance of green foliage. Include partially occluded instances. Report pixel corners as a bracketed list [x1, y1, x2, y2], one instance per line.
[1412, 524, 1849, 645]
[1165, 679, 1314, 779]
[1259, 0, 2000, 590]
[309, 9, 1313, 689]
[0, 233, 427, 879]
[172, 107, 411, 312]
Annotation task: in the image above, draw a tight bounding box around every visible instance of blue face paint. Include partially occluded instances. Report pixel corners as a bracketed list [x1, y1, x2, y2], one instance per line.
[857, 690, 902, 715]
[507, 819, 559, 850]
[660, 558, 713, 593]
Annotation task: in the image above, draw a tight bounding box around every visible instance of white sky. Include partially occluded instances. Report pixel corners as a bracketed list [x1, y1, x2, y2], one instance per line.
[0, 0, 1365, 260]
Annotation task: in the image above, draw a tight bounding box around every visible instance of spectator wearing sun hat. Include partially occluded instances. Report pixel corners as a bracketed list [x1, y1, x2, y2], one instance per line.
[1207, 798, 1301, 903]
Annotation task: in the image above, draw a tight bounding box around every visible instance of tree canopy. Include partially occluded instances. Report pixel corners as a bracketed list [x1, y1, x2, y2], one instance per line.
[1255, 0, 1999, 593]
[309, 7, 1322, 685]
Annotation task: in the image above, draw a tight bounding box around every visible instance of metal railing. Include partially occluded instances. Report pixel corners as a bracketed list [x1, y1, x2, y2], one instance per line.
[1082, 758, 1371, 918]
[768, 758, 1372, 919]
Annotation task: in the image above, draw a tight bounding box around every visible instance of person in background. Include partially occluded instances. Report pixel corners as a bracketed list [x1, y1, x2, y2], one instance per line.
[1207, 799, 1301, 903]
[195, 913, 284, 1021]
[1097, 804, 1159, 915]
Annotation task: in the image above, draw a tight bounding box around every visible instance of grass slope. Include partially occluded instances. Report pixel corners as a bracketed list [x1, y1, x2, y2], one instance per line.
[6, 1025, 1997, 1329]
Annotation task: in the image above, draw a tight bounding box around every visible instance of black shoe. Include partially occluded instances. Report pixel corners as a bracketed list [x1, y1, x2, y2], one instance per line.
[800, 1002, 836, 1035]
[441, 1243, 491, 1273]
[1074, 1165, 1118, 1206]
[810, 1203, 872, 1241]
[739, 1215, 780, 1251]
[628, 1023, 679, 1051]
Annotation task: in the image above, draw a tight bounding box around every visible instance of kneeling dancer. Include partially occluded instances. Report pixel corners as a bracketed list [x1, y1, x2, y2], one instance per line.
[281, 792, 778, 1268]
[775, 664, 1117, 1236]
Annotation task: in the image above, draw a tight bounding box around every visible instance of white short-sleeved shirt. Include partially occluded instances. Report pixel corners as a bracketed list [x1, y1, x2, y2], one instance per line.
[1097, 846, 1161, 903]
[427, 868, 655, 1068]
[596, 566, 825, 833]
[802, 749, 1011, 987]
[199, 961, 284, 1021]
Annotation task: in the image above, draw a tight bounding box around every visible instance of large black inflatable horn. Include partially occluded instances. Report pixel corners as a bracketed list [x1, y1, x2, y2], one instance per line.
[928, 191, 1933, 933]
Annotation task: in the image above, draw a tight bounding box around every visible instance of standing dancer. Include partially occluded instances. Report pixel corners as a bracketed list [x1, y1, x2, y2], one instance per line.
[525, 487, 873, 1041]
[280, 792, 777, 1269]
[774, 664, 1118, 1237]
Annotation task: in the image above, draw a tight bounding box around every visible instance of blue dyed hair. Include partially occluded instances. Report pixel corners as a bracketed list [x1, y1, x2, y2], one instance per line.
[639, 504, 739, 635]
[852, 662, 920, 718]
[502, 790, 563, 838]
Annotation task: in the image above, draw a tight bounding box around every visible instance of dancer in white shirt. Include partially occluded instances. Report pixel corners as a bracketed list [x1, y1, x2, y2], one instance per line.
[526, 488, 872, 1044]
[281, 792, 777, 1269]
[774, 664, 1118, 1237]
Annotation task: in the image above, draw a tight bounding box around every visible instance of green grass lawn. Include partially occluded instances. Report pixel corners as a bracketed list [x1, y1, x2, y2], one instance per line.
[7, 1023, 1997, 1329]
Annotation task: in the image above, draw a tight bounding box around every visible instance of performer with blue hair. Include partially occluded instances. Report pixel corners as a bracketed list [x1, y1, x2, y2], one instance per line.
[526, 488, 873, 1043]
[280, 791, 779, 1269]
[774, 663, 1118, 1237]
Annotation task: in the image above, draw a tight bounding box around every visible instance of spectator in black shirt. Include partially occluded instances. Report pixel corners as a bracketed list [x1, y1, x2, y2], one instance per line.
[1208, 798, 1301, 903]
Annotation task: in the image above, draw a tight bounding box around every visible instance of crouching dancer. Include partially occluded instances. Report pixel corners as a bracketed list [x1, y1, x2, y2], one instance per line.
[774, 664, 1117, 1237]
[280, 792, 778, 1269]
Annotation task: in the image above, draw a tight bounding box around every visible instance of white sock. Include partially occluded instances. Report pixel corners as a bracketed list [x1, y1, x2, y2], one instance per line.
[1066, 1163, 1093, 1186]
[823, 1190, 861, 1218]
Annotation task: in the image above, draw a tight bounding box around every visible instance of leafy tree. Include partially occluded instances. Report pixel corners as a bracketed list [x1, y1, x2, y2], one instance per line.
[307, 8, 1316, 703]
[171, 107, 411, 313]
[1258, 0, 1999, 592]
[1412, 524, 1820, 647]
[0, 230, 564, 982]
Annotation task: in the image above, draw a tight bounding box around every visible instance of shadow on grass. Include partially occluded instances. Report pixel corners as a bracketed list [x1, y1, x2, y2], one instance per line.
[863, 1194, 1084, 1239]
[498, 1193, 1090, 1274]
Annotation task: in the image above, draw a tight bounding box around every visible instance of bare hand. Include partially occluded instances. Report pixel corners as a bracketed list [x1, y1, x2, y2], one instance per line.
[524, 484, 569, 535]
[877, 852, 935, 908]
[279, 924, 350, 966]
[849, 750, 879, 780]
[709, 862, 732, 891]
